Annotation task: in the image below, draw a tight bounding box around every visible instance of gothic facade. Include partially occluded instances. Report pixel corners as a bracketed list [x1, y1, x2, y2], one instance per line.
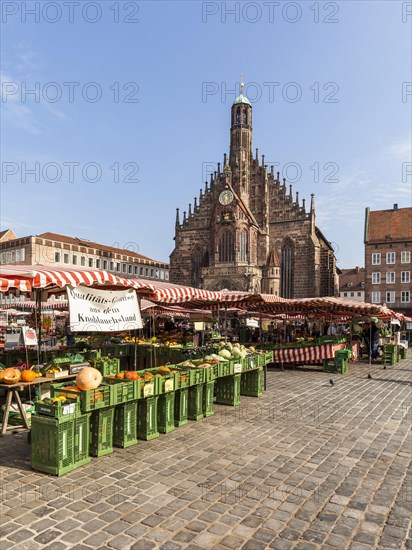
[170, 91, 338, 297]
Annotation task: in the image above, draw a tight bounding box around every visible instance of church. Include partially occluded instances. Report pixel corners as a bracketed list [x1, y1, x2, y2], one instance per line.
[170, 86, 338, 297]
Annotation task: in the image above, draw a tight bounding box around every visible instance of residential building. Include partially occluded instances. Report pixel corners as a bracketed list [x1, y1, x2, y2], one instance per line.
[0, 231, 169, 282]
[364, 204, 412, 315]
[339, 267, 365, 302]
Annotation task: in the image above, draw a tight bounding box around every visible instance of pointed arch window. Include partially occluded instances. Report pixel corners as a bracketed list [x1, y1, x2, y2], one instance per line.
[235, 107, 240, 125]
[280, 242, 294, 298]
[242, 109, 247, 124]
[219, 230, 235, 262]
[239, 230, 248, 262]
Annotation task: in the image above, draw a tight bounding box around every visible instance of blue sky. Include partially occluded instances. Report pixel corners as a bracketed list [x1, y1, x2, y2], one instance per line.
[1, 0, 411, 268]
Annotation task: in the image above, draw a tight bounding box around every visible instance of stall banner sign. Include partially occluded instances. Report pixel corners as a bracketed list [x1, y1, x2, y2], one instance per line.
[67, 286, 143, 332]
[21, 326, 38, 346]
[246, 318, 259, 328]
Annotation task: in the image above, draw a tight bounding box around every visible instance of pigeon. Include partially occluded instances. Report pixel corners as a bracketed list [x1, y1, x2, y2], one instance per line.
[329, 379, 334, 386]
[383, 365, 386, 370]
[367, 373, 372, 379]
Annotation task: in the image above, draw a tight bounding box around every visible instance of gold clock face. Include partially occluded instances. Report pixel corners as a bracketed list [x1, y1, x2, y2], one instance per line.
[219, 190, 234, 205]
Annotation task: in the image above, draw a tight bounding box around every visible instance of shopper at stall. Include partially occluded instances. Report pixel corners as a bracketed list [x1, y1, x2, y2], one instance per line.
[370, 319, 380, 361]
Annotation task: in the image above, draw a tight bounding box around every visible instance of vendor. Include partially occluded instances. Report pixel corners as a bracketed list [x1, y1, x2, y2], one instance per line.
[311, 323, 320, 338]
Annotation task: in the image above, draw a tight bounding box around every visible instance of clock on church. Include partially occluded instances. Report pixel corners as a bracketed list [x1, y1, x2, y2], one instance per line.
[219, 190, 234, 205]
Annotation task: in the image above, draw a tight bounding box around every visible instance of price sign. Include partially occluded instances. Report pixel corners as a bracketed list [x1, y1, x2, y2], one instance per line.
[164, 379, 174, 393]
[234, 363, 242, 373]
[143, 383, 154, 397]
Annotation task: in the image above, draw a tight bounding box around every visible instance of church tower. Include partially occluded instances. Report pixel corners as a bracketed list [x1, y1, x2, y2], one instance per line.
[229, 83, 253, 207]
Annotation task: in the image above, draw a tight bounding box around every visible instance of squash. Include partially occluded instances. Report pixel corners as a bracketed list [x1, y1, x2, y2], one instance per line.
[76, 367, 102, 390]
[2, 368, 21, 385]
[21, 370, 37, 383]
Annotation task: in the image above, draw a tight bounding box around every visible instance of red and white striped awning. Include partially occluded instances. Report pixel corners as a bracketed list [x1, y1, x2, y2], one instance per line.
[1, 300, 68, 310]
[149, 281, 221, 306]
[0, 276, 32, 292]
[0, 265, 155, 294]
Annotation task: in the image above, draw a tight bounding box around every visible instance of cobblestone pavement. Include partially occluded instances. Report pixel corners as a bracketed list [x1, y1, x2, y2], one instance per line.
[1, 358, 411, 550]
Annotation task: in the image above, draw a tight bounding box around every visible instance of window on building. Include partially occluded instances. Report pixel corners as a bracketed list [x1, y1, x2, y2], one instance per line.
[81, 256, 86, 267]
[96, 259, 101, 268]
[64, 253, 69, 264]
[343, 292, 347, 297]
[401, 251, 411, 263]
[134, 265, 139, 275]
[88, 258, 93, 268]
[165, 271, 169, 280]
[357, 292, 361, 296]
[140, 266, 144, 276]
[386, 272, 395, 284]
[386, 291, 395, 304]
[372, 272, 381, 284]
[55, 252, 61, 263]
[401, 271, 410, 283]
[155, 269, 159, 279]
[350, 292, 354, 297]
[110, 262, 114, 271]
[219, 230, 235, 262]
[371, 291, 381, 304]
[145, 268, 149, 277]
[386, 252, 396, 264]
[235, 106, 240, 124]
[160, 270, 165, 280]
[150, 268, 154, 277]
[239, 230, 248, 262]
[242, 109, 247, 124]
[72, 255, 77, 265]
[372, 253, 381, 265]
[103, 260, 108, 270]
[401, 291, 410, 303]
[122, 264, 127, 273]
[280, 242, 294, 299]
[128, 265, 133, 275]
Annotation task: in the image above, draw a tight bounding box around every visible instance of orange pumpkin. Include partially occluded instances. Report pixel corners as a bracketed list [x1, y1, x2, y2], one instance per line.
[2, 368, 21, 385]
[76, 367, 102, 390]
[21, 370, 37, 383]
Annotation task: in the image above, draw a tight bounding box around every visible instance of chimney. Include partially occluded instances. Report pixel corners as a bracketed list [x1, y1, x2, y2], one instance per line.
[393, 203, 398, 211]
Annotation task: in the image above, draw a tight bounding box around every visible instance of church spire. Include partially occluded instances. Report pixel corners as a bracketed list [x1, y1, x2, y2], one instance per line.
[175, 208, 180, 226]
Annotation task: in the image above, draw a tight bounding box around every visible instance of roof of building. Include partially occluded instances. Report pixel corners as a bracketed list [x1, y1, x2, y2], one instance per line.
[339, 267, 365, 292]
[365, 206, 412, 242]
[0, 229, 17, 242]
[36, 232, 165, 265]
[233, 93, 251, 106]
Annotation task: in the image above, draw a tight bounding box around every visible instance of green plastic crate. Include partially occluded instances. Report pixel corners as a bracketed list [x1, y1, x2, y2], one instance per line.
[322, 358, 348, 374]
[92, 357, 120, 376]
[31, 412, 91, 476]
[240, 367, 263, 397]
[113, 401, 138, 448]
[383, 353, 396, 367]
[137, 396, 159, 440]
[215, 374, 241, 406]
[103, 377, 135, 404]
[174, 388, 188, 427]
[399, 347, 407, 360]
[157, 392, 175, 434]
[202, 381, 215, 417]
[34, 397, 80, 418]
[89, 407, 114, 457]
[188, 385, 204, 420]
[52, 382, 112, 412]
[175, 365, 204, 387]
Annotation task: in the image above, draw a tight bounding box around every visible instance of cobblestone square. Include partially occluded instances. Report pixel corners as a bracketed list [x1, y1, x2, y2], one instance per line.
[1, 360, 411, 549]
